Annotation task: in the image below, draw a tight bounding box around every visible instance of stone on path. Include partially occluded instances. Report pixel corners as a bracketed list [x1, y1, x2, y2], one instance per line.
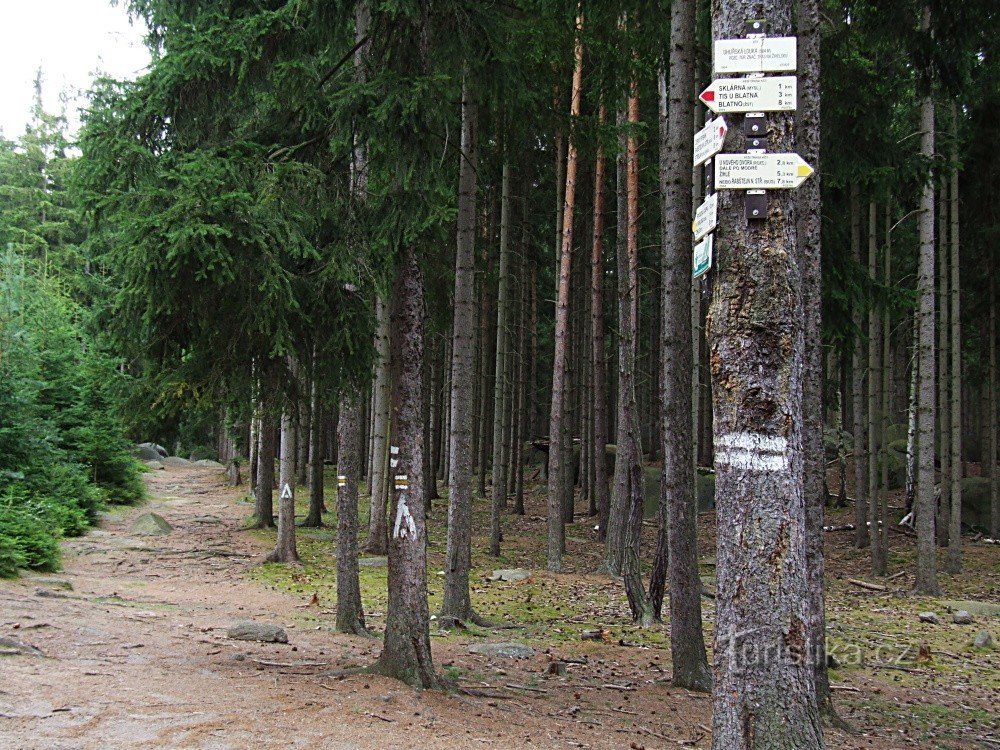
[918, 612, 939, 624]
[972, 631, 993, 649]
[468, 642, 535, 659]
[145, 460, 165, 470]
[194, 459, 225, 469]
[489, 569, 531, 582]
[162, 456, 191, 467]
[0, 636, 44, 657]
[130, 512, 173, 536]
[952, 610, 974, 625]
[227, 621, 288, 643]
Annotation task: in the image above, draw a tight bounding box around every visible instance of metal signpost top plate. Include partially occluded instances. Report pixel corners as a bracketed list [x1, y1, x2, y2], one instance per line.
[699, 76, 797, 113]
[713, 36, 797, 74]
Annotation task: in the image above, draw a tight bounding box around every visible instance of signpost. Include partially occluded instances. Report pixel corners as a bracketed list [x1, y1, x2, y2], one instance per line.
[693, 234, 713, 279]
[713, 36, 797, 73]
[693, 116, 728, 167]
[699, 76, 797, 113]
[714, 152, 814, 190]
[693, 193, 718, 241]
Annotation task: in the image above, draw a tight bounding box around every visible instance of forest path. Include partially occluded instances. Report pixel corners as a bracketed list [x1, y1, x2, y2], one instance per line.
[0, 463, 543, 750]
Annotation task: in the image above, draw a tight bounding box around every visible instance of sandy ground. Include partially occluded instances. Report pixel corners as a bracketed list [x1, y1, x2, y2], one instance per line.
[0, 462, 995, 749]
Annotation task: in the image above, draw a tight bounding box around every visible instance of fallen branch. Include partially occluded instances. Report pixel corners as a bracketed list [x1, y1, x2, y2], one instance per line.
[847, 578, 887, 592]
[830, 684, 861, 693]
[504, 683, 549, 694]
[252, 659, 327, 668]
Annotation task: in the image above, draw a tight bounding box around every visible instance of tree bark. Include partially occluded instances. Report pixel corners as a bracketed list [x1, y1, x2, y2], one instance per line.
[620, 70, 648, 619]
[659, 4, 711, 689]
[365, 299, 391, 554]
[336, 396, 368, 635]
[869, 201, 887, 575]
[990, 256, 998, 539]
[268, 392, 300, 564]
[708, 2, 823, 747]
[850, 184, 869, 549]
[914, 6, 940, 594]
[374, 246, 437, 688]
[603, 110, 630, 577]
[254, 385, 276, 529]
[491, 161, 513, 555]
[591, 102, 610, 538]
[303, 367, 325, 527]
[937, 168, 950, 547]
[947, 99, 962, 573]
[878, 202, 893, 573]
[795, 0, 834, 714]
[441, 75, 480, 624]
[547, 14, 584, 572]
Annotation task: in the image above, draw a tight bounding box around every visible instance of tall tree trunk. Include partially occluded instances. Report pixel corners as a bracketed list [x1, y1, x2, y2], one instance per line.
[937, 170, 950, 546]
[269, 392, 300, 564]
[878, 202, 893, 572]
[365, 300, 391, 554]
[336, 396, 368, 635]
[795, 0, 834, 715]
[658, 5, 710, 688]
[946, 100, 962, 573]
[990, 257, 998, 539]
[491, 161, 513, 556]
[850, 184, 869, 549]
[603, 111, 630, 577]
[914, 7, 940, 594]
[254, 383, 275, 529]
[708, 2, 823, 747]
[620, 71, 647, 618]
[441, 75, 480, 625]
[591, 103, 610, 540]
[905, 314, 919, 515]
[547, 14, 584, 572]
[303, 365, 325, 527]
[297, 373, 310, 488]
[869, 201, 887, 575]
[476, 253, 493, 499]
[374, 246, 437, 688]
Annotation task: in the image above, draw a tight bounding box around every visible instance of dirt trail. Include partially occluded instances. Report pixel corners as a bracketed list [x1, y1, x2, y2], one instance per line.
[1, 464, 656, 750]
[0, 465, 500, 749]
[2, 463, 991, 749]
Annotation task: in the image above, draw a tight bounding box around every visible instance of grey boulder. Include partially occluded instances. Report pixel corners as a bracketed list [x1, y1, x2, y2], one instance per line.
[227, 621, 288, 643]
[972, 631, 993, 649]
[130, 512, 173, 536]
[952, 610, 974, 625]
[489, 569, 531, 582]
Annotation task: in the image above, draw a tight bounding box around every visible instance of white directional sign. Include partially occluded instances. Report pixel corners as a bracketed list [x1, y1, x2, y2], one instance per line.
[280, 483, 293, 499]
[693, 116, 728, 167]
[699, 76, 797, 113]
[714, 153, 814, 190]
[692, 193, 718, 241]
[693, 234, 713, 279]
[714, 36, 797, 74]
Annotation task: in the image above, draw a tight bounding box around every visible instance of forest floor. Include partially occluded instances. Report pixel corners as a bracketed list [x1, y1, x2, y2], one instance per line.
[0, 461, 997, 750]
